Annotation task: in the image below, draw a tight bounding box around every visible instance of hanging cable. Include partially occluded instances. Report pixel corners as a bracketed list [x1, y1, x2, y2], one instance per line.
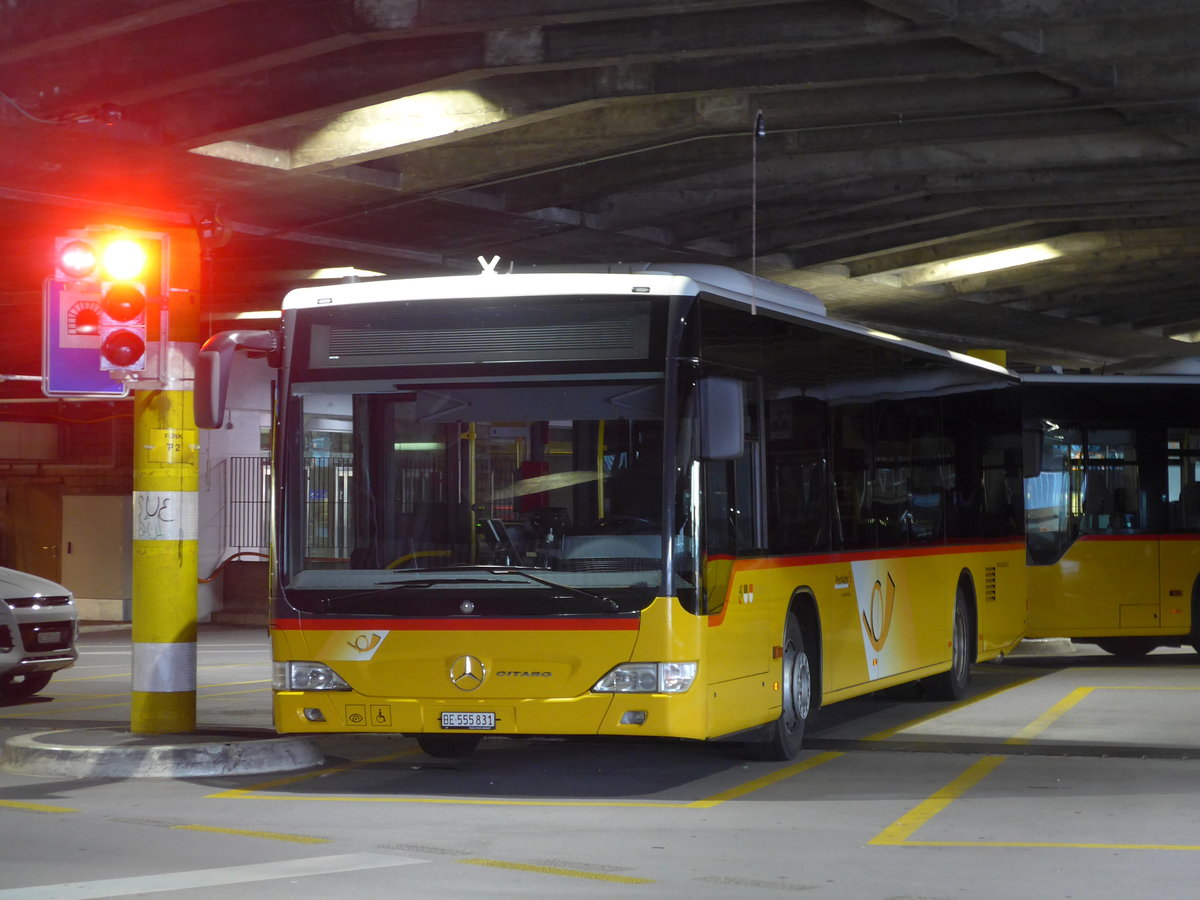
[751, 108, 765, 315]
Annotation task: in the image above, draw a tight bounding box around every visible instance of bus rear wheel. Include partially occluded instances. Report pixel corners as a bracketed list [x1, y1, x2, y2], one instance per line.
[743, 613, 812, 761]
[1096, 637, 1159, 658]
[417, 734, 482, 758]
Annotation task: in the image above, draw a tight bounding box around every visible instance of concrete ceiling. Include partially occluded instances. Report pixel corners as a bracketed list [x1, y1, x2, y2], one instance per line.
[3, 0, 1200, 384]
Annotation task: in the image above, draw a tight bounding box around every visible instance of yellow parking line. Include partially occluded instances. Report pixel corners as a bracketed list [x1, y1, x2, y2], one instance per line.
[173, 824, 328, 844]
[900, 838, 1200, 850]
[0, 686, 270, 719]
[865, 673, 1041, 741]
[688, 751, 842, 807]
[869, 755, 1004, 845]
[207, 748, 423, 799]
[210, 746, 840, 808]
[0, 799, 78, 814]
[1006, 686, 1094, 744]
[459, 858, 652, 884]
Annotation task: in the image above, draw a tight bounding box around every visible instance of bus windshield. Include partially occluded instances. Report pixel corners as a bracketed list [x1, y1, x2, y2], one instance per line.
[281, 381, 684, 617]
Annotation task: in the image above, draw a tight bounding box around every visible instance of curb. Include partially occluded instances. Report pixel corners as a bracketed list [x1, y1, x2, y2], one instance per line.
[2, 728, 323, 778]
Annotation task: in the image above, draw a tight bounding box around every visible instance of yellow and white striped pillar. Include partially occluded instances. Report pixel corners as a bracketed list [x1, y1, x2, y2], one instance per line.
[131, 388, 199, 732]
[130, 229, 202, 734]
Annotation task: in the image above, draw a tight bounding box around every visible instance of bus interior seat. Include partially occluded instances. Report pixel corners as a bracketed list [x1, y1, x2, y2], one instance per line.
[1083, 480, 1112, 530]
[1180, 482, 1200, 528]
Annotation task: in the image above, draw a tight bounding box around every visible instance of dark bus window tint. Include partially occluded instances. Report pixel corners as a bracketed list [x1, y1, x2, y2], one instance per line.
[1167, 428, 1200, 531]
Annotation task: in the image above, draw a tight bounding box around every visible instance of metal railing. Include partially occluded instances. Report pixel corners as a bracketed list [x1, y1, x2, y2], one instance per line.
[226, 455, 354, 558]
[227, 456, 270, 551]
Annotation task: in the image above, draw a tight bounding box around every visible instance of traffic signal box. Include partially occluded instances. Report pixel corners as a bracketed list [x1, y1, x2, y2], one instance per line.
[53, 228, 164, 373]
[56, 232, 154, 372]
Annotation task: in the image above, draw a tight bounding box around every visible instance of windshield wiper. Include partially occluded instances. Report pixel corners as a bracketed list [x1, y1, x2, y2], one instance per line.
[318, 577, 507, 609]
[314, 568, 621, 614]
[483, 568, 620, 612]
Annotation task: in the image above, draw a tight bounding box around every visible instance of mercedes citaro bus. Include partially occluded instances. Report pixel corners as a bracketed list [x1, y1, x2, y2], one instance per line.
[196, 264, 1026, 759]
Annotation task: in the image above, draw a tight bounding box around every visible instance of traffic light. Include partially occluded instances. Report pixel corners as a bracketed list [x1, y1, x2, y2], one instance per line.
[98, 238, 148, 371]
[53, 229, 163, 373]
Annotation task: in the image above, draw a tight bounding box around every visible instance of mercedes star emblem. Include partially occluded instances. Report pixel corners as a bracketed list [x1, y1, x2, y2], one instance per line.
[449, 655, 486, 691]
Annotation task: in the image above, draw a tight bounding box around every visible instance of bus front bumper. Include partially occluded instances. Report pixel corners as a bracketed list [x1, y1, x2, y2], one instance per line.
[272, 689, 709, 741]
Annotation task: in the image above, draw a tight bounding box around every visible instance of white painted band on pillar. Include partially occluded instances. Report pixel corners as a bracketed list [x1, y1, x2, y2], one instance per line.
[133, 490, 198, 541]
[132, 641, 198, 693]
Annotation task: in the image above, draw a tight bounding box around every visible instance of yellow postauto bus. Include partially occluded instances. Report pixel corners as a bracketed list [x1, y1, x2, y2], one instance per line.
[1022, 374, 1200, 656]
[196, 264, 1026, 760]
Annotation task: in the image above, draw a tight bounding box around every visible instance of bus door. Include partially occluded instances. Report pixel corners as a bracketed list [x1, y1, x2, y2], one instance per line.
[1161, 427, 1200, 634]
[701, 378, 768, 692]
[1027, 425, 1158, 634]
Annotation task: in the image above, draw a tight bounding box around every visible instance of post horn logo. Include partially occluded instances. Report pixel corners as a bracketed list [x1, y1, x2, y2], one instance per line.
[347, 633, 382, 653]
[449, 655, 486, 691]
[862, 572, 896, 653]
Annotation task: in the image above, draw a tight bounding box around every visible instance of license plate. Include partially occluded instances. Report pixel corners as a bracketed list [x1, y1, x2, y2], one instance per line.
[37, 631, 61, 645]
[440, 712, 495, 730]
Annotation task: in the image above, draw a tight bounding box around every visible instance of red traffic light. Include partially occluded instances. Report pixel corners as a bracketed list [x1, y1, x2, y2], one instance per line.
[100, 282, 145, 322]
[100, 329, 146, 369]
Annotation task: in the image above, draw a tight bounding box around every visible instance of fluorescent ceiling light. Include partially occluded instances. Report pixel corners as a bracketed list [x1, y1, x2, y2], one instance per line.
[898, 243, 1063, 286]
[233, 309, 282, 320]
[309, 267, 385, 280]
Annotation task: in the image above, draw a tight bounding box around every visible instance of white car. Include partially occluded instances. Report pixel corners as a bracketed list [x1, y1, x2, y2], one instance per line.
[0, 566, 78, 698]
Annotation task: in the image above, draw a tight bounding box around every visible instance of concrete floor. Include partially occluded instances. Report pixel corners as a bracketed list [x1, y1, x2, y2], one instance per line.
[1, 627, 1198, 899]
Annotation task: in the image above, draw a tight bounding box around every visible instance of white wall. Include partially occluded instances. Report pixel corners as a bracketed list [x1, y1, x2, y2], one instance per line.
[196, 352, 273, 620]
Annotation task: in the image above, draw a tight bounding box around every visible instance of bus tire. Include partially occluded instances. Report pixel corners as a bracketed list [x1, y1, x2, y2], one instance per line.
[1096, 637, 1159, 658]
[416, 734, 482, 758]
[743, 613, 812, 761]
[925, 588, 971, 701]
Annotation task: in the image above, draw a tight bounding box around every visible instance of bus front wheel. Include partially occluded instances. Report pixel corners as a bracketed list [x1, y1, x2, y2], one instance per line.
[743, 613, 812, 761]
[925, 589, 971, 701]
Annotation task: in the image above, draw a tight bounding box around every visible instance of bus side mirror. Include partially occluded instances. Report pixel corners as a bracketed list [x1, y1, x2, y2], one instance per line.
[698, 376, 745, 460]
[194, 329, 279, 429]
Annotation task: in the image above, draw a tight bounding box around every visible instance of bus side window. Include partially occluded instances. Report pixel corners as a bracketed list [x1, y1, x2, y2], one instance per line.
[1167, 428, 1200, 531]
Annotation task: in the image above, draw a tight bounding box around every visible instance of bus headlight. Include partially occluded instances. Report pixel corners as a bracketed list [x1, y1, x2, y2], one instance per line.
[273, 661, 352, 691]
[592, 662, 697, 694]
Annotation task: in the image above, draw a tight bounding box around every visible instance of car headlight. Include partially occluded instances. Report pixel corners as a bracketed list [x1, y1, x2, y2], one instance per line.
[273, 661, 351, 691]
[592, 662, 697, 693]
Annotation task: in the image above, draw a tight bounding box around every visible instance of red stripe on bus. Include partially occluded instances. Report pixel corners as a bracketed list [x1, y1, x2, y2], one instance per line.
[272, 617, 640, 632]
[729, 541, 1026, 570]
[703, 541, 1025, 628]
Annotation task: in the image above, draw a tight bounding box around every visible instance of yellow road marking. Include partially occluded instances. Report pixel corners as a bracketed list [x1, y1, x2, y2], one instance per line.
[211, 746, 840, 808]
[0, 686, 270, 718]
[869, 755, 1004, 845]
[689, 751, 842, 807]
[173, 824, 328, 844]
[0, 799, 78, 814]
[1006, 686, 1093, 744]
[207, 748, 423, 799]
[864, 673, 1041, 741]
[459, 858, 653, 884]
[899, 838, 1200, 850]
[57, 664, 261, 682]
